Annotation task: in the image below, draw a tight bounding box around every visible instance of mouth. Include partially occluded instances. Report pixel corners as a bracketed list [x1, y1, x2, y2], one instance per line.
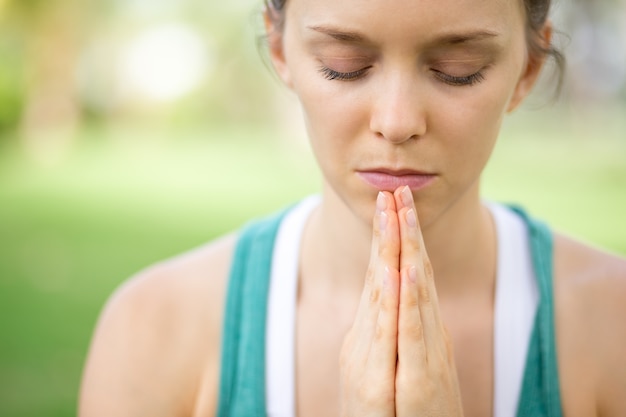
[356, 168, 437, 192]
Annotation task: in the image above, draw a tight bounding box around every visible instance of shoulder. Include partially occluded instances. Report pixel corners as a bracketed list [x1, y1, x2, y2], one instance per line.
[553, 233, 626, 318]
[110, 231, 238, 330]
[79, 232, 239, 417]
[552, 233, 626, 416]
[104, 231, 239, 348]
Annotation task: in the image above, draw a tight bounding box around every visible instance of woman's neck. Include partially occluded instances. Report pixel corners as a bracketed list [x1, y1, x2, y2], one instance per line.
[421, 188, 497, 297]
[300, 182, 497, 300]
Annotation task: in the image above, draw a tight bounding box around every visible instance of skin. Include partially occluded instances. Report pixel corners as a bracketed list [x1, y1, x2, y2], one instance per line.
[79, 0, 626, 415]
[339, 187, 463, 416]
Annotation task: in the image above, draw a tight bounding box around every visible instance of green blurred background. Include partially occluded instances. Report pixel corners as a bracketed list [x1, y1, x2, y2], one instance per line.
[0, 0, 625, 415]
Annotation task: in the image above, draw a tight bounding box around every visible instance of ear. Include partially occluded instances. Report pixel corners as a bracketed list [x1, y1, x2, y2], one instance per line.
[264, 8, 293, 88]
[507, 22, 552, 112]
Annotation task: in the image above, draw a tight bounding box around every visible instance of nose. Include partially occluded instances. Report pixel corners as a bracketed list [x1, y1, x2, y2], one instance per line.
[369, 72, 427, 144]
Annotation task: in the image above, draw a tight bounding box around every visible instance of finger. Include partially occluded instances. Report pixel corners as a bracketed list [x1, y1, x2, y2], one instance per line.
[395, 186, 442, 318]
[366, 265, 400, 382]
[397, 265, 426, 380]
[353, 192, 390, 331]
[341, 193, 400, 413]
[377, 191, 400, 267]
[394, 186, 423, 274]
[352, 192, 400, 343]
[395, 187, 446, 359]
[393, 184, 413, 211]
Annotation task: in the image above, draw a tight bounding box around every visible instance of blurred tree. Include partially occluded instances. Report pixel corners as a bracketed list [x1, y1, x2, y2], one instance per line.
[562, 0, 626, 103]
[0, 0, 623, 147]
[0, 0, 90, 163]
[0, 1, 28, 135]
[0, 29, 24, 134]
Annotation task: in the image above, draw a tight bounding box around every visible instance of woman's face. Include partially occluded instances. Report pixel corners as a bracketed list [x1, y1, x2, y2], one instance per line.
[268, 0, 545, 227]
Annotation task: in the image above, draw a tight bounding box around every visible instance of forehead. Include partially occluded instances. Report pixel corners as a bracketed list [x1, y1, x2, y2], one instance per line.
[287, 0, 525, 46]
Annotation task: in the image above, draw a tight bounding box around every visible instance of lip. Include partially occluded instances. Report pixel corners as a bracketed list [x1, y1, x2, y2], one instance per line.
[357, 169, 437, 192]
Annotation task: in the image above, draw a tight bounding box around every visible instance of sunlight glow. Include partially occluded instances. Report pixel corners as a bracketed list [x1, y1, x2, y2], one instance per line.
[119, 23, 213, 102]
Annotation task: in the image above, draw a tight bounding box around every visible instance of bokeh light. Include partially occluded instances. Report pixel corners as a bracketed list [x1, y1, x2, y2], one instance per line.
[117, 23, 214, 103]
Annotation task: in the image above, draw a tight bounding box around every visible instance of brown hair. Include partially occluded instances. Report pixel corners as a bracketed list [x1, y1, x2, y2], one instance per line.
[522, 0, 565, 92]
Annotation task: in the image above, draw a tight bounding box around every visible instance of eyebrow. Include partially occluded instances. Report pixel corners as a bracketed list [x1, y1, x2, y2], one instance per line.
[307, 25, 368, 43]
[307, 24, 500, 46]
[436, 31, 500, 45]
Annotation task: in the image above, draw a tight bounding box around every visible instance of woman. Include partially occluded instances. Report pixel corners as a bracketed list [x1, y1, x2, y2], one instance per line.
[79, 0, 626, 415]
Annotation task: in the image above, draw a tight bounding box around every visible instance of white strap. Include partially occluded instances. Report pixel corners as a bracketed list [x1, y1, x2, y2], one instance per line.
[490, 203, 539, 417]
[266, 200, 538, 417]
[266, 196, 320, 417]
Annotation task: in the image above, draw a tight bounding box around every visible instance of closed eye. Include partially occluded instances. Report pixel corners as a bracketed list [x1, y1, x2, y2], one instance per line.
[319, 66, 371, 81]
[432, 69, 485, 86]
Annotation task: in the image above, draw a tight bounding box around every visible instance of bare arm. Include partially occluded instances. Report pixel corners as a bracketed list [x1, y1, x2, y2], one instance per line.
[78, 235, 235, 417]
[555, 235, 626, 417]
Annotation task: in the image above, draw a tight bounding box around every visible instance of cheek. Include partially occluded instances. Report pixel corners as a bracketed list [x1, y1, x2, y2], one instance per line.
[431, 41, 526, 155]
[430, 80, 513, 175]
[294, 75, 367, 162]
[448, 88, 508, 139]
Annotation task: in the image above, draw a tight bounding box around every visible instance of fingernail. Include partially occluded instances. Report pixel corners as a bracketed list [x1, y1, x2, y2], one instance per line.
[376, 192, 386, 213]
[408, 266, 417, 283]
[401, 186, 413, 207]
[406, 208, 417, 228]
[379, 211, 388, 231]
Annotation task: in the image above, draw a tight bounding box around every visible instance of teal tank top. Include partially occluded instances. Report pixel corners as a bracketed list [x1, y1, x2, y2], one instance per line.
[216, 205, 563, 417]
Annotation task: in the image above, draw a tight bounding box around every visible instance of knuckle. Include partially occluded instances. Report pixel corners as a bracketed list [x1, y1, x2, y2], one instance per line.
[369, 287, 381, 304]
[379, 291, 395, 310]
[401, 289, 419, 308]
[373, 323, 385, 342]
[424, 259, 434, 279]
[404, 238, 421, 253]
[400, 320, 423, 340]
[418, 281, 431, 303]
[372, 222, 381, 238]
[378, 244, 397, 259]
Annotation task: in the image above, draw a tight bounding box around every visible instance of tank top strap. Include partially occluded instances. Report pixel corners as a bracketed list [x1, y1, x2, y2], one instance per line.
[217, 204, 563, 416]
[217, 209, 290, 417]
[510, 206, 563, 417]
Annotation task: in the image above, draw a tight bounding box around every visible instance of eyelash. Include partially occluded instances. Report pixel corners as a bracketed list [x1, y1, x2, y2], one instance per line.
[432, 69, 486, 86]
[318, 66, 371, 81]
[319, 65, 486, 87]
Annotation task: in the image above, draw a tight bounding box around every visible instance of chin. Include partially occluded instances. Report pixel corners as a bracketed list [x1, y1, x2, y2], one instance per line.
[322, 182, 377, 227]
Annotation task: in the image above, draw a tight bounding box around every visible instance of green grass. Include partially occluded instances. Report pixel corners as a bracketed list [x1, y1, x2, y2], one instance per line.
[0, 126, 320, 416]
[0, 117, 624, 416]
